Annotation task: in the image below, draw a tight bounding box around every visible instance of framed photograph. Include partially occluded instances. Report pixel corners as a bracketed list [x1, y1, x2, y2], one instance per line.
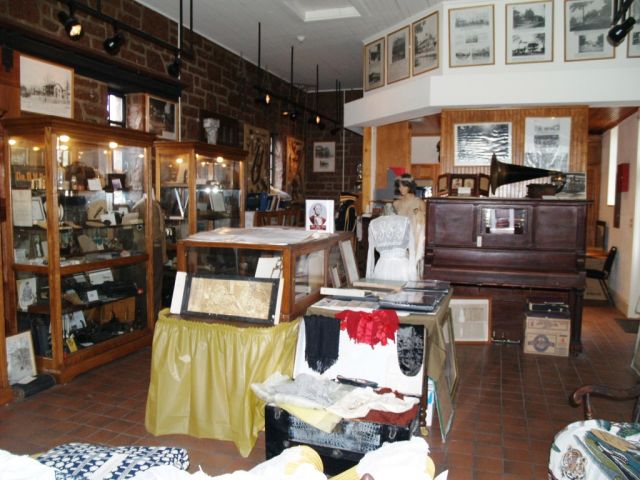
[106, 173, 127, 192]
[628, 0, 640, 57]
[441, 313, 459, 398]
[454, 122, 512, 166]
[313, 141, 336, 173]
[449, 5, 495, 67]
[181, 274, 281, 324]
[305, 199, 335, 233]
[20, 55, 74, 119]
[450, 298, 491, 343]
[17, 277, 37, 312]
[363, 37, 385, 91]
[339, 239, 360, 285]
[31, 197, 45, 223]
[387, 26, 410, 83]
[285, 137, 304, 203]
[524, 117, 571, 171]
[146, 95, 178, 140]
[11, 147, 28, 166]
[413, 12, 439, 75]
[506, 1, 553, 64]
[6, 331, 37, 384]
[565, 0, 614, 61]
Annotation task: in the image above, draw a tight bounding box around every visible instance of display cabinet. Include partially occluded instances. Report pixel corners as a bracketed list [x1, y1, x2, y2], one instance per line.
[1, 116, 156, 383]
[154, 141, 247, 262]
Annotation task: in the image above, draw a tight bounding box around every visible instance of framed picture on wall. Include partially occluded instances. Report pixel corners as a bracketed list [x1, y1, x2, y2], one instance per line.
[146, 95, 178, 140]
[454, 122, 512, 166]
[449, 5, 495, 68]
[20, 55, 74, 119]
[363, 37, 385, 91]
[565, 0, 614, 61]
[628, 0, 640, 57]
[506, 0, 553, 64]
[387, 25, 410, 84]
[524, 117, 571, 171]
[313, 141, 336, 173]
[412, 12, 439, 75]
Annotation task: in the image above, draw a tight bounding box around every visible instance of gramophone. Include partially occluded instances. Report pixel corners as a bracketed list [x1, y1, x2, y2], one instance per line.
[489, 153, 566, 198]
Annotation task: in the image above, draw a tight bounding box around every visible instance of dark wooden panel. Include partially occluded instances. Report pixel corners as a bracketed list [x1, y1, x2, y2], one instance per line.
[429, 201, 476, 246]
[533, 205, 581, 250]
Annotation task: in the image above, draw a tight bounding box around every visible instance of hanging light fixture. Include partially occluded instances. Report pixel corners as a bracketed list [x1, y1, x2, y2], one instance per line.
[282, 46, 299, 120]
[167, 54, 182, 78]
[58, 5, 84, 40]
[308, 64, 325, 129]
[330, 80, 343, 135]
[103, 24, 125, 55]
[255, 22, 272, 105]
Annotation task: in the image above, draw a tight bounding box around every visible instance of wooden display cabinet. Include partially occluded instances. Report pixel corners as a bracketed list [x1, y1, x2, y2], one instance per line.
[154, 141, 247, 259]
[1, 116, 156, 383]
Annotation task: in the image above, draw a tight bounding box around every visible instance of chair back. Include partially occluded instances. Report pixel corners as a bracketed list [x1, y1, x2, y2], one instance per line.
[602, 246, 617, 278]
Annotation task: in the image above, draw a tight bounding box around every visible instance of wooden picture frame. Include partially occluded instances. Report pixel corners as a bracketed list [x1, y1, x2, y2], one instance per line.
[454, 122, 512, 166]
[565, 0, 614, 61]
[412, 12, 439, 75]
[363, 37, 385, 91]
[146, 95, 178, 140]
[449, 4, 495, 68]
[450, 298, 491, 343]
[628, 0, 640, 57]
[6, 331, 37, 384]
[506, 0, 553, 64]
[441, 312, 459, 398]
[313, 141, 336, 173]
[19, 54, 74, 119]
[387, 25, 410, 84]
[524, 116, 571, 171]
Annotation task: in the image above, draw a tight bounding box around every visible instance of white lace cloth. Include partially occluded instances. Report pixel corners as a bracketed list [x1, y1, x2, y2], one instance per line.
[327, 386, 419, 419]
[366, 215, 417, 281]
[251, 373, 354, 409]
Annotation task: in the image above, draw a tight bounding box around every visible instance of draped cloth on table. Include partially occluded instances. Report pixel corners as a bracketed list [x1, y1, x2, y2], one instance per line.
[145, 310, 300, 457]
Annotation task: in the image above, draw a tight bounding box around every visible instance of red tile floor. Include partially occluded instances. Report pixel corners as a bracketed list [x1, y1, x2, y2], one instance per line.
[0, 303, 637, 478]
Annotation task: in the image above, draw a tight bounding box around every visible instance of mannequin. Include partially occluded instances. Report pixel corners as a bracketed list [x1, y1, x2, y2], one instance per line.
[366, 209, 416, 281]
[392, 174, 426, 278]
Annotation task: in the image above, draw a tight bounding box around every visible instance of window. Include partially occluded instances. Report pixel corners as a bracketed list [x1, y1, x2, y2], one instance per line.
[108, 91, 125, 128]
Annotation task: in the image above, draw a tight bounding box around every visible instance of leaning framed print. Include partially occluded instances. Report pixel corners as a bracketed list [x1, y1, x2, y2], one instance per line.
[628, 0, 640, 57]
[363, 37, 385, 91]
[506, 0, 553, 64]
[454, 122, 512, 166]
[146, 95, 178, 140]
[20, 54, 74, 119]
[6, 331, 37, 384]
[386, 25, 410, 84]
[449, 4, 495, 68]
[565, 0, 614, 61]
[450, 298, 491, 343]
[313, 141, 336, 173]
[524, 116, 571, 171]
[412, 12, 439, 75]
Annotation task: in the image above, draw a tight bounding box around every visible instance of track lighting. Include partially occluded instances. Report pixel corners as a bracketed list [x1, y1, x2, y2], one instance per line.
[167, 56, 181, 78]
[608, 16, 636, 46]
[58, 7, 83, 40]
[103, 30, 125, 55]
[255, 91, 271, 105]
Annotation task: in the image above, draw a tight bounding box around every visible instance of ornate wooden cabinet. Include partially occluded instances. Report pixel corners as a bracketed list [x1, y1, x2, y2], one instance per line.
[424, 197, 588, 352]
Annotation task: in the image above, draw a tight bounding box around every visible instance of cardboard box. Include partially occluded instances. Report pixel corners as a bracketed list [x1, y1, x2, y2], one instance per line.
[524, 315, 570, 357]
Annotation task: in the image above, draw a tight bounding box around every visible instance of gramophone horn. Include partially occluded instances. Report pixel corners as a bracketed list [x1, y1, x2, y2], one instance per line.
[489, 153, 565, 194]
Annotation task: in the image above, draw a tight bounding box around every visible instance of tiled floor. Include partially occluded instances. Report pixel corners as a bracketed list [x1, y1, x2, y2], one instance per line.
[0, 303, 637, 478]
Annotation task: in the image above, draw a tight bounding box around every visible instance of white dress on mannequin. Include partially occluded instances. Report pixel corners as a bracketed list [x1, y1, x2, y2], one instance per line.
[366, 215, 417, 281]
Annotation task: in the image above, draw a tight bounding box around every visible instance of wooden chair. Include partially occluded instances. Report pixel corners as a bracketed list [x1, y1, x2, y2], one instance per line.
[571, 383, 640, 422]
[586, 246, 617, 306]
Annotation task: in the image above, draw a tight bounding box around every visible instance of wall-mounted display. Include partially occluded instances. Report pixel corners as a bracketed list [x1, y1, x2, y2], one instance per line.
[244, 124, 270, 193]
[449, 5, 495, 68]
[628, 0, 640, 57]
[19, 55, 74, 119]
[454, 122, 512, 166]
[146, 95, 178, 140]
[565, 0, 614, 61]
[412, 12, 439, 75]
[313, 141, 336, 173]
[285, 137, 304, 203]
[524, 116, 571, 171]
[363, 37, 385, 91]
[506, 0, 553, 64]
[387, 26, 410, 84]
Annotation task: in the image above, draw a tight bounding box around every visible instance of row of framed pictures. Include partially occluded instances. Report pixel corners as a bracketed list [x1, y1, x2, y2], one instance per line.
[364, 0, 639, 91]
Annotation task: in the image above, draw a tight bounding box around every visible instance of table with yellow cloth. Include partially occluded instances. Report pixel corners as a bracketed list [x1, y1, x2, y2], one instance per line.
[145, 309, 300, 457]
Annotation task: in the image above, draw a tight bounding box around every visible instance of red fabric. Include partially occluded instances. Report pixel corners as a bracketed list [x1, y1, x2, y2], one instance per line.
[336, 309, 399, 348]
[352, 388, 419, 427]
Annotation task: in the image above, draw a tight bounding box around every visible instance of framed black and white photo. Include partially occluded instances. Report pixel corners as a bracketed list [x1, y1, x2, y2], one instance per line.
[628, 0, 640, 57]
[363, 37, 385, 91]
[146, 95, 178, 140]
[524, 117, 571, 171]
[412, 12, 439, 75]
[6, 331, 37, 384]
[565, 0, 614, 61]
[449, 5, 495, 67]
[305, 199, 335, 233]
[20, 55, 74, 119]
[387, 25, 410, 83]
[506, 1, 553, 64]
[454, 122, 512, 166]
[313, 141, 336, 173]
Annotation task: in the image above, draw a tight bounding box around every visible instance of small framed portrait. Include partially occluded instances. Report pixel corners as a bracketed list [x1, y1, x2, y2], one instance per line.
[6, 331, 37, 384]
[449, 4, 495, 68]
[107, 173, 127, 191]
[305, 199, 335, 233]
[506, 1, 553, 64]
[313, 141, 336, 173]
[565, 0, 614, 61]
[387, 25, 410, 84]
[364, 37, 385, 91]
[146, 95, 178, 139]
[412, 12, 439, 75]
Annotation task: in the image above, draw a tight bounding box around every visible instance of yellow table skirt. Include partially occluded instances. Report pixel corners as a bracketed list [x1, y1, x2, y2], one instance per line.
[145, 309, 300, 457]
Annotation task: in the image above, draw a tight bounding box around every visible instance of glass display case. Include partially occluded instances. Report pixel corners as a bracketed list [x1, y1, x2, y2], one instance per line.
[1, 116, 156, 383]
[154, 141, 247, 262]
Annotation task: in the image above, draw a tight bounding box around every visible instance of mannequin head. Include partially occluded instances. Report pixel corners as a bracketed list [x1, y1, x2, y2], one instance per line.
[395, 173, 417, 196]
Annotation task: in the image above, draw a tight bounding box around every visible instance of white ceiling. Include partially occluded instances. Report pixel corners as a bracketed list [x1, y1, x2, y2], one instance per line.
[136, 0, 439, 91]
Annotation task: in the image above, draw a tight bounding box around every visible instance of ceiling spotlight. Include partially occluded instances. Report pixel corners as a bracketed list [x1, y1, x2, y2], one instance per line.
[608, 16, 636, 46]
[103, 31, 125, 55]
[255, 91, 271, 105]
[167, 56, 181, 78]
[58, 8, 83, 40]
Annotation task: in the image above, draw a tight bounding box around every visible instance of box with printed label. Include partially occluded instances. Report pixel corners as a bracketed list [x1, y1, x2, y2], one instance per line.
[524, 315, 570, 357]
